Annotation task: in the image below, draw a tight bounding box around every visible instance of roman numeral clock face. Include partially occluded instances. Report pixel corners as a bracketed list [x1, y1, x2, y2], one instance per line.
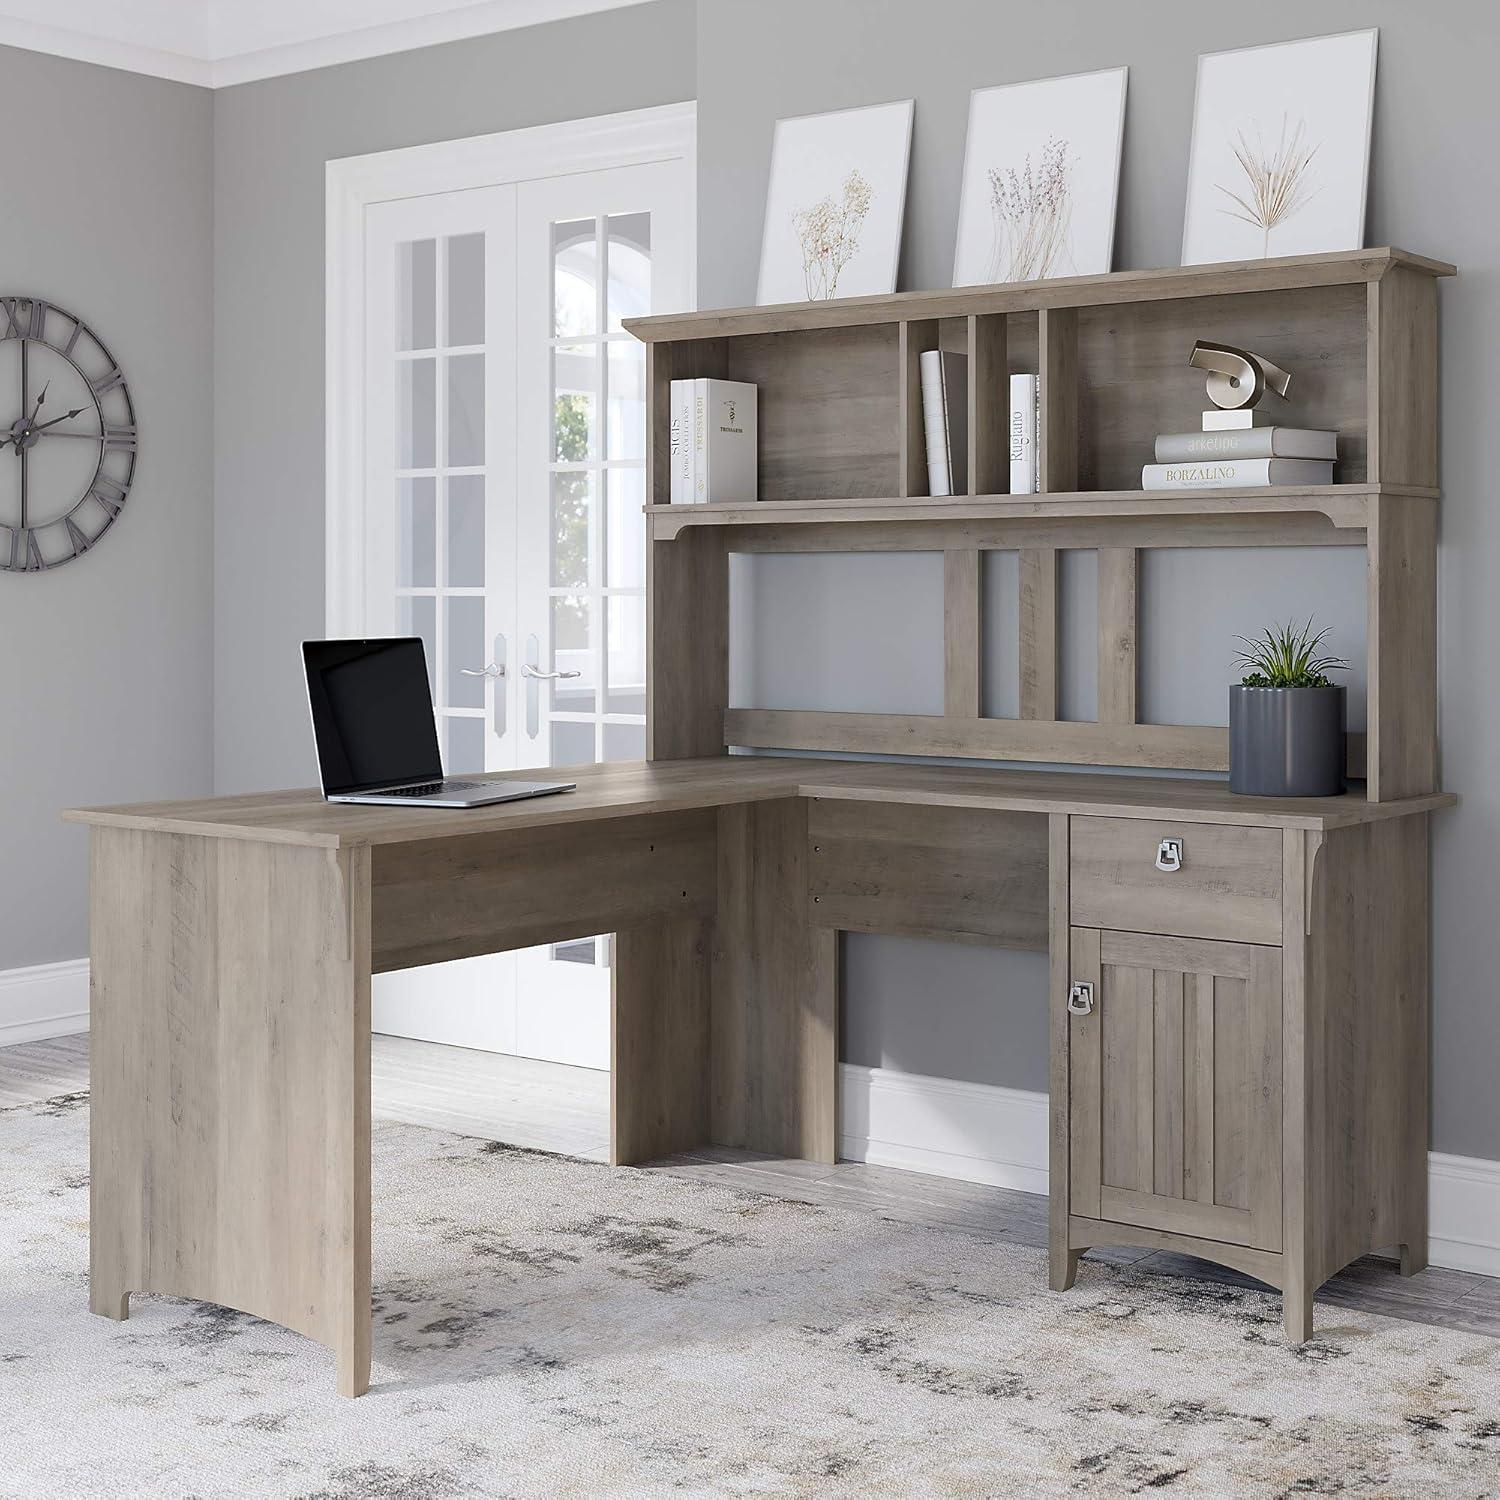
[0, 296, 136, 572]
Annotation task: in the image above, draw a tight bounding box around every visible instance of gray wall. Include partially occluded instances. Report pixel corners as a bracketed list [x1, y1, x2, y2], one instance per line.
[13, 1, 1495, 1160]
[212, 0, 695, 794]
[0, 51, 213, 970]
[699, 0, 1500, 1159]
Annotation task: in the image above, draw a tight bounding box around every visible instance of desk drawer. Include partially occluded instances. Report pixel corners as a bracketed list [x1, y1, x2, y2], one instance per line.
[1069, 816, 1282, 946]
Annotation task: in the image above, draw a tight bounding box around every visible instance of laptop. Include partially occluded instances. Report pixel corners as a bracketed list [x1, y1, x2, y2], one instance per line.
[302, 637, 576, 808]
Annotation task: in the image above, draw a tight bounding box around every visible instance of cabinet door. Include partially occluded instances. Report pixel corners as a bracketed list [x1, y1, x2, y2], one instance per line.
[1068, 927, 1282, 1251]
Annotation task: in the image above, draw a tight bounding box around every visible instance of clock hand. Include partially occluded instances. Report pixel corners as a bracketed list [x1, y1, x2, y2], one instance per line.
[3, 404, 91, 454]
[25, 406, 91, 437]
[3, 374, 52, 454]
[25, 379, 49, 425]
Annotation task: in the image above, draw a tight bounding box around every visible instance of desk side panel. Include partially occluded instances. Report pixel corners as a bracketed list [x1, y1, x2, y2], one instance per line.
[89, 827, 371, 1396]
[1304, 815, 1430, 1288]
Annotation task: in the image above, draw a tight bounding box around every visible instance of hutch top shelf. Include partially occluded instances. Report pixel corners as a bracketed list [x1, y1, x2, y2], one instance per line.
[627, 247, 1451, 505]
[625, 247, 1454, 342]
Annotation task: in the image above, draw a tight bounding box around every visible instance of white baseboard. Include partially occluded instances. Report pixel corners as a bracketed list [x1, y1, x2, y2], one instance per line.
[838, 1064, 1500, 1278]
[1429, 1153, 1500, 1276]
[839, 1063, 1049, 1196]
[0, 959, 90, 1046]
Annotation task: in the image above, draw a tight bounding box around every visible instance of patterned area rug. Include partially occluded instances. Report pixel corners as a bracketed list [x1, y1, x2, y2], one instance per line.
[3, 1092, 1500, 1498]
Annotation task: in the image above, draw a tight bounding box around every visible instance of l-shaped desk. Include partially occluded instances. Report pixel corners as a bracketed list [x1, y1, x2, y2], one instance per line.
[67, 757, 1451, 1396]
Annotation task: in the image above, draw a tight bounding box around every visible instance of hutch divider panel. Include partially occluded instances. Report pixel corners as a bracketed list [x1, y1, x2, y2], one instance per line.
[629, 249, 1451, 802]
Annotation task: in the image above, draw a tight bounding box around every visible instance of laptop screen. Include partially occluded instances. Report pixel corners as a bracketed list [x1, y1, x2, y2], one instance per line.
[303, 638, 444, 795]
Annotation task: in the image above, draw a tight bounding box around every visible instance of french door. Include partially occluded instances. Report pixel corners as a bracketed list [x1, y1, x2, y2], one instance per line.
[354, 143, 690, 1067]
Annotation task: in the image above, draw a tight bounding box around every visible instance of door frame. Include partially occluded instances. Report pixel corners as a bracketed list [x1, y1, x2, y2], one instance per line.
[324, 100, 697, 637]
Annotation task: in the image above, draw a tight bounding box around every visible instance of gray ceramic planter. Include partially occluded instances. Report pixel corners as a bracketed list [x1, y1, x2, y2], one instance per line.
[1229, 684, 1346, 797]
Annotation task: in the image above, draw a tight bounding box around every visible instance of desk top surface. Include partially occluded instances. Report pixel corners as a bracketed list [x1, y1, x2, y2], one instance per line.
[64, 757, 1456, 848]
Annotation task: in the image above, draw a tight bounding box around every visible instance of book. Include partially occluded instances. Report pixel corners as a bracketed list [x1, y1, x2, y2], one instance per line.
[919, 350, 967, 496]
[1154, 427, 1336, 463]
[1141, 458, 1335, 490]
[690, 378, 757, 503]
[668, 379, 693, 503]
[1009, 374, 1037, 494]
[691, 382, 707, 502]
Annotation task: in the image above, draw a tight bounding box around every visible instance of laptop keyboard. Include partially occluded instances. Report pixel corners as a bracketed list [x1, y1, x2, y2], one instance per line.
[386, 780, 485, 797]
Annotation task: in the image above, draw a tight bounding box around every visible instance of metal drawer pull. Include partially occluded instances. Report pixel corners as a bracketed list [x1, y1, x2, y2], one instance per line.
[1155, 837, 1183, 872]
[1067, 982, 1095, 1016]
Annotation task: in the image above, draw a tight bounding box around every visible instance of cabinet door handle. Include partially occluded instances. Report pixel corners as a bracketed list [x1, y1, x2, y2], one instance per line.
[1067, 982, 1095, 1016]
[1155, 837, 1183, 872]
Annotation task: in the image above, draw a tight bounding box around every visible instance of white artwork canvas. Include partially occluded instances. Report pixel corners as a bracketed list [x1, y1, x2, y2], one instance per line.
[952, 68, 1128, 287]
[756, 100, 913, 305]
[1182, 29, 1378, 265]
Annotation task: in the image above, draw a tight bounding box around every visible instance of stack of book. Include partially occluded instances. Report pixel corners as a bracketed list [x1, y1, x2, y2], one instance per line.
[669, 378, 757, 503]
[1142, 410, 1336, 490]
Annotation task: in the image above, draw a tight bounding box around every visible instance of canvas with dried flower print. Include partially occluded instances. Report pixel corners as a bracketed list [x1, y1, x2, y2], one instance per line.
[757, 100, 913, 305]
[952, 68, 1127, 288]
[1182, 30, 1377, 265]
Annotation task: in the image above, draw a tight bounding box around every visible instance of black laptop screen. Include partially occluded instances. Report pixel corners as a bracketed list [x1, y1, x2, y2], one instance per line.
[304, 638, 443, 795]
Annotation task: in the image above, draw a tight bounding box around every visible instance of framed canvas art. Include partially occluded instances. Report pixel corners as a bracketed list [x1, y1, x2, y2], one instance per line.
[952, 67, 1128, 287]
[1182, 29, 1378, 265]
[756, 99, 914, 305]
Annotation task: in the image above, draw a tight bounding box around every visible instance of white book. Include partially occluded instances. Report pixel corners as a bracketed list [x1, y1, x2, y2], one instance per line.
[693, 378, 758, 503]
[669, 380, 693, 503]
[1140, 458, 1335, 490]
[1009, 374, 1037, 494]
[919, 349, 967, 496]
[690, 380, 708, 503]
[1154, 427, 1337, 463]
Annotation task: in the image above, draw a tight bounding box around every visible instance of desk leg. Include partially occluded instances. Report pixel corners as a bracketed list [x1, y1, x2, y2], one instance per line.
[712, 800, 836, 1163]
[89, 828, 372, 1398]
[612, 916, 712, 1164]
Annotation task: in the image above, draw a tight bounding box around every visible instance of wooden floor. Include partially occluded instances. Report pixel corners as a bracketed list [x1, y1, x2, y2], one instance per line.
[7, 1031, 1500, 1339]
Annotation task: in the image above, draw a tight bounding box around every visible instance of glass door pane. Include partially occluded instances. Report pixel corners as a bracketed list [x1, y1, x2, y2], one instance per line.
[512, 160, 689, 1060]
[362, 185, 521, 1055]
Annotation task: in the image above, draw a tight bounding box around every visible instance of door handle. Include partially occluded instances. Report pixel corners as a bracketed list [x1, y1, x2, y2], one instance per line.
[1067, 982, 1095, 1016]
[520, 664, 581, 681]
[461, 634, 506, 738]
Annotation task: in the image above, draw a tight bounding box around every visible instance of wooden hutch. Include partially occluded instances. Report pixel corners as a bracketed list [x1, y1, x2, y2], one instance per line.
[625, 247, 1456, 1337]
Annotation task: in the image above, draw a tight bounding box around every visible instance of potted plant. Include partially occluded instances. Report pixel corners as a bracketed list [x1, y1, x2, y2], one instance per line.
[1229, 619, 1348, 797]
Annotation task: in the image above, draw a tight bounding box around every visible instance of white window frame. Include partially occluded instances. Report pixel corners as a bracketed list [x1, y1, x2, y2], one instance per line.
[324, 101, 696, 637]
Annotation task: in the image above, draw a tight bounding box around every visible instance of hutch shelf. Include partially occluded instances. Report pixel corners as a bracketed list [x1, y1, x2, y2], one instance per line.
[627, 247, 1453, 802]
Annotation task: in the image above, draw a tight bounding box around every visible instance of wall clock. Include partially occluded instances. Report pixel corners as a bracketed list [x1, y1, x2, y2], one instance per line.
[0, 296, 137, 572]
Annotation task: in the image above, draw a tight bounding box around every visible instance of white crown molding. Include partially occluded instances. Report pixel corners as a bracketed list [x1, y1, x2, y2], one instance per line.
[840, 1063, 1500, 1281]
[0, 14, 210, 85]
[0, 0, 648, 89]
[211, 0, 649, 87]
